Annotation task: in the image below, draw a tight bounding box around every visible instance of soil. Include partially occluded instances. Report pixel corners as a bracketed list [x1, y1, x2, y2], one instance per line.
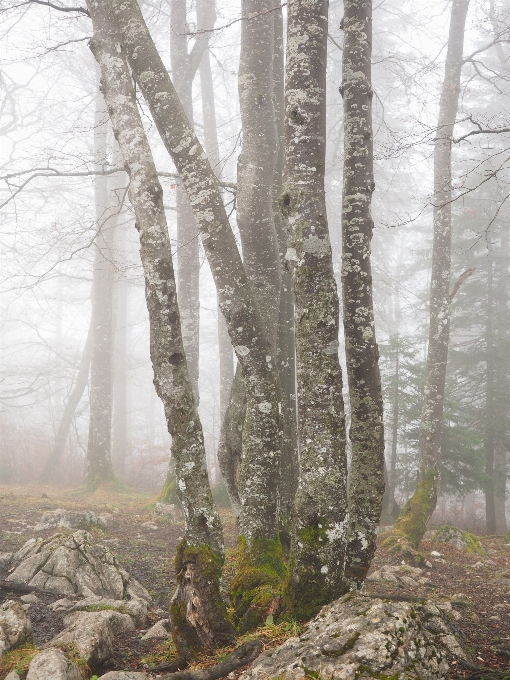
[0, 485, 509, 679]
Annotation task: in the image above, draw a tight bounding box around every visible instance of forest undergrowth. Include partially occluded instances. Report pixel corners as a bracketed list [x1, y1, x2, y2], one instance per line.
[1, 485, 509, 679]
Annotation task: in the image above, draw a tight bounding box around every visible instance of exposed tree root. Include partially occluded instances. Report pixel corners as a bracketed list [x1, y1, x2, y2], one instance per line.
[159, 640, 263, 680]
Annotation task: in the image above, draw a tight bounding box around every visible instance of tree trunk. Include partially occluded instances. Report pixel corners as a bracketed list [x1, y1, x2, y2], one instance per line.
[281, 0, 349, 620]
[41, 322, 93, 481]
[485, 245, 497, 534]
[341, 0, 385, 586]
[86, 0, 234, 651]
[385, 0, 469, 551]
[273, 4, 298, 520]
[198, 35, 234, 424]
[86, 87, 116, 487]
[110, 0, 285, 627]
[113, 221, 129, 478]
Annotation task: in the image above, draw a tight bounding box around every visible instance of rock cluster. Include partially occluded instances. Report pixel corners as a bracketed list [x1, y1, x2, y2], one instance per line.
[365, 563, 429, 588]
[6, 530, 151, 600]
[433, 525, 485, 555]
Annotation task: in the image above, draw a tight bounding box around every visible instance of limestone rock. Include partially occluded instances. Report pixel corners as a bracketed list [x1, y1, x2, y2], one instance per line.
[5, 671, 20, 680]
[0, 552, 12, 570]
[7, 531, 151, 601]
[239, 594, 467, 680]
[154, 503, 183, 523]
[20, 594, 40, 604]
[366, 564, 429, 588]
[432, 525, 485, 555]
[0, 599, 33, 656]
[47, 609, 135, 668]
[26, 648, 82, 680]
[141, 618, 170, 640]
[67, 595, 148, 627]
[34, 509, 109, 532]
[50, 598, 74, 612]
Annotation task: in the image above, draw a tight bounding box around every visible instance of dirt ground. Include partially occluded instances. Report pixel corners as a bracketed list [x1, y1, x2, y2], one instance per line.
[0, 485, 509, 679]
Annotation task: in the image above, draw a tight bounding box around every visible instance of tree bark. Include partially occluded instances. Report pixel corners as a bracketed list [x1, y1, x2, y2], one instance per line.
[109, 0, 285, 625]
[41, 322, 93, 481]
[386, 0, 469, 551]
[86, 0, 233, 650]
[113, 220, 129, 478]
[341, 0, 385, 586]
[281, 0, 349, 620]
[86, 88, 117, 487]
[485, 243, 497, 534]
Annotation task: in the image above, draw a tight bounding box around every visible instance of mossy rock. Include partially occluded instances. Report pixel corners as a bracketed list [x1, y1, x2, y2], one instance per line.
[432, 525, 485, 555]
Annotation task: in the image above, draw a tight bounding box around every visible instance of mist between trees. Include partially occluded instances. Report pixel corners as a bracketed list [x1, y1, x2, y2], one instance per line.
[1, 0, 510, 650]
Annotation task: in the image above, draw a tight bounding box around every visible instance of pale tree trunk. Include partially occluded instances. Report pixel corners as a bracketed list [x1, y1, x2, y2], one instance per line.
[281, 0, 349, 620]
[494, 218, 509, 533]
[198, 33, 234, 424]
[386, 0, 470, 551]
[86, 88, 116, 487]
[485, 245, 496, 534]
[86, 0, 234, 652]
[158, 0, 215, 502]
[273, 4, 298, 520]
[341, 0, 385, 585]
[113, 221, 129, 478]
[41, 322, 93, 481]
[108, 0, 285, 629]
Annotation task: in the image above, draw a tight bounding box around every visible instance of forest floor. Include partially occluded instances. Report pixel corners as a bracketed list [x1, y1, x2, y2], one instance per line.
[0, 484, 509, 679]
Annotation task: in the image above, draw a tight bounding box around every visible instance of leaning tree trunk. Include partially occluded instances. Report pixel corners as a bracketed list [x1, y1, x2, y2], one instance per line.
[385, 0, 470, 551]
[110, 0, 285, 628]
[41, 322, 93, 481]
[158, 0, 215, 502]
[281, 0, 349, 620]
[341, 0, 385, 586]
[86, 89, 116, 487]
[86, 0, 234, 653]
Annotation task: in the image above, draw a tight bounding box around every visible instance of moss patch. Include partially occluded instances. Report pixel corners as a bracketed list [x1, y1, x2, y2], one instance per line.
[0, 645, 39, 678]
[230, 535, 287, 634]
[432, 525, 485, 555]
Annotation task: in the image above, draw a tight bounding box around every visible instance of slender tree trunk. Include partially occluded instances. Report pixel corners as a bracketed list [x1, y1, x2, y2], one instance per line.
[113, 224, 129, 478]
[485, 246, 497, 534]
[86, 88, 116, 487]
[281, 0, 349, 620]
[86, 0, 234, 651]
[341, 0, 385, 585]
[41, 323, 93, 481]
[386, 0, 469, 551]
[109, 0, 285, 627]
[382, 333, 399, 521]
[159, 0, 216, 502]
[198, 37, 234, 424]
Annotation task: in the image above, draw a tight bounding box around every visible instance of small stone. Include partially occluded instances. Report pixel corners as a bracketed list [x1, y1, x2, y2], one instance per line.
[425, 560, 433, 568]
[141, 522, 158, 531]
[141, 619, 170, 640]
[431, 551, 443, 557]
[21, 594, 40, 604]
[50, 598, 74, 611]
[472, 562, 484, 569]
[489, 615, 501, 620]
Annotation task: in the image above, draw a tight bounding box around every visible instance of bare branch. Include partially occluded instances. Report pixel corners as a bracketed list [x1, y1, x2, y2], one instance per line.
[450, 268, 476, 300]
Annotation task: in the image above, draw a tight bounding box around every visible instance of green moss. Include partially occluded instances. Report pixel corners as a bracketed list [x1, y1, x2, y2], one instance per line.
[230, 535, 287, 634]
[355, 666, 400, 680]
[0, 645, 39, 678]
[381, 470, 436, 555]
[85, 604, 126, 613]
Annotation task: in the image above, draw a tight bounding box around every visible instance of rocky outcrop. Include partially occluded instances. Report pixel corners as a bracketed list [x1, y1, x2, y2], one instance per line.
[432, 525, 485, 555]
[47, 609, 135, 669]
[7, 531, 151, 601]
[34, 509, 112, 532]
[26, 648, 82, 680]
[239, 594, 467, 680]
[0, 599, 33, 656]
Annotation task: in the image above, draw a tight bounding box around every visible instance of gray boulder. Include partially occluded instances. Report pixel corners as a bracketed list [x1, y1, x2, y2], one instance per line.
[67, 595, 148, 627]
[26, 648, 82, 680]
[34, 508, 111, 532]
[47, 609, 135, 668]
[432, 525, 486, 555]
[239, 594, 466, 680]
[0, 552, 12, 570]
[7, 531, 151, 601]
[0, 599, 33, 656]
[141, 618, 170, 640]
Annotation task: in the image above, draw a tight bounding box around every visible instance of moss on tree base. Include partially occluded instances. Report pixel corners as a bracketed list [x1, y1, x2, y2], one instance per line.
[230, 535, 287, 634]
[170, 540, 235, 655]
